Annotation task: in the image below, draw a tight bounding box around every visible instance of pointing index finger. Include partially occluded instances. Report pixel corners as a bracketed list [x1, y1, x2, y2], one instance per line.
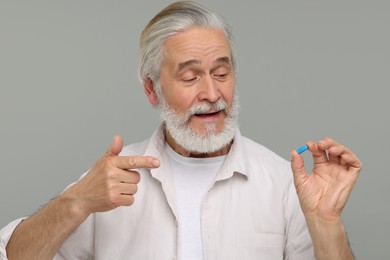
[114, 156, 160, 170]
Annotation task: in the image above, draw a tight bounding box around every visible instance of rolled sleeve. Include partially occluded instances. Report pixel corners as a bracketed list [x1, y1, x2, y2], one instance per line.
[0, 218, 26, 260]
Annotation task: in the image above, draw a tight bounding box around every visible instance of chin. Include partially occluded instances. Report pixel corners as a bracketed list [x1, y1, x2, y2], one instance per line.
[190, 122, 225, 137]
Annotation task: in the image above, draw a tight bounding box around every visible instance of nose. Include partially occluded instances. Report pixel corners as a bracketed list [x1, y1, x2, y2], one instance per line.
[197, 76, 220, 103]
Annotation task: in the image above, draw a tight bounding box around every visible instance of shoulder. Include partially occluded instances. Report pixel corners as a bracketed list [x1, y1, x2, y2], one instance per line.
[242, 136, 290, 167]
[240, 136, 293, 182]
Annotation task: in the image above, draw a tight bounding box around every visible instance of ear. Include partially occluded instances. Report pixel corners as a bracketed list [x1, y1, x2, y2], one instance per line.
[143, 77, 159, 106]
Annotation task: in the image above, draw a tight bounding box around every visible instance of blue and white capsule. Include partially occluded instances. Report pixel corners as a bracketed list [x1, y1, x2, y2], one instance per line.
[296, 145, 309, 154]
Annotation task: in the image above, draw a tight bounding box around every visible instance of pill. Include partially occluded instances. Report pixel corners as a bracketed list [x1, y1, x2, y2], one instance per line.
[296, 145, 309, 154]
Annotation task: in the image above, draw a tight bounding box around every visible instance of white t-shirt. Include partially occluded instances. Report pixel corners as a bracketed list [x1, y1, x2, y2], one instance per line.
[166, 144, 226, 260]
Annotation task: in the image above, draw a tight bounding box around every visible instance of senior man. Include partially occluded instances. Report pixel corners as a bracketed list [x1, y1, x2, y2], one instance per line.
[0, 1, 362, 259]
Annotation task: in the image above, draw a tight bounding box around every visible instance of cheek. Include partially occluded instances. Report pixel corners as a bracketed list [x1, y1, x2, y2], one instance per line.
[221, 84, 235, 104]
[164, 89, 195, 113]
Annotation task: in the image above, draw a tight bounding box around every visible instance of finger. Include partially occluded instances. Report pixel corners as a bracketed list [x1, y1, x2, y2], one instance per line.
[118, 170, 141, 184]
[114, 156, 160, 170]
[308, 141, 328, 165]
[116, 194, 135, 207]
[340, 151, 363, 173]
[317, 137, 340, 152]
[290, 149, 308, 187]
[320, 138, 361, 169]
[326, 140, 355, 166]
[118, 183, 138, 195]
[318, 138, 348, 165]
[327, 144, 342, 165]
[105, 135, 124, 157]
[108, 186, 137, 208]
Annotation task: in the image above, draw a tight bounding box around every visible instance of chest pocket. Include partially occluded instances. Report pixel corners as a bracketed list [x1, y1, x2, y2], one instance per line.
[236, 233, 285, 260]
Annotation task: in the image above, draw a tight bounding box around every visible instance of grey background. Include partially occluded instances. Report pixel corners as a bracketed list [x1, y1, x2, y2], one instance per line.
[1, 0, 389, 259]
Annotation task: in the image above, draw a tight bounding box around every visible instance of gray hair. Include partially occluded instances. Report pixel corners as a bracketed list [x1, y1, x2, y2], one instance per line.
[138, 1, 235, 86]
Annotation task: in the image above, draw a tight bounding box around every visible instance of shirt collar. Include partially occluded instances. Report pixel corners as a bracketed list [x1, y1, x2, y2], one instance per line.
[143, 124, 250, 182]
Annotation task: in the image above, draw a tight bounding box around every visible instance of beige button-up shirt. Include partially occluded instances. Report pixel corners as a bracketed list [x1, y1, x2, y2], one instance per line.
[0, 125, 314, 259]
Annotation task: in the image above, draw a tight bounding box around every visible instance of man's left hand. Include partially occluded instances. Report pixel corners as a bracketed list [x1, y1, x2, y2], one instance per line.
[290, 138, 362, 221]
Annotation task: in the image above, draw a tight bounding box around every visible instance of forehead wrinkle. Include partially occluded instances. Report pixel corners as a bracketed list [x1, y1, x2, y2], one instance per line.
[163, 28, 232, 73]
[170, 41, 229, 57]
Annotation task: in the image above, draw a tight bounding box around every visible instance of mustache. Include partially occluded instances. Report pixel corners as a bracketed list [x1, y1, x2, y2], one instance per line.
[158, 96, 231, 126]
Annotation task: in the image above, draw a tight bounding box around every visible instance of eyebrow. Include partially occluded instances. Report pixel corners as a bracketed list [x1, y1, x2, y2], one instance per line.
[215, 56, 231, 66]
[177, 59, 200, 73]
[176, 56, 232, 73]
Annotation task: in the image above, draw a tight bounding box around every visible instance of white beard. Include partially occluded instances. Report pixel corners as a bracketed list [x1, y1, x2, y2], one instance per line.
[156, 88, 240, 154]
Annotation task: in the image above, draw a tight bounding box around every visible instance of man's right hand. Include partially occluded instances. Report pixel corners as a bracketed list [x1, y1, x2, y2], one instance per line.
[62, 135, 160, 217]
[6, 136, 160, 259]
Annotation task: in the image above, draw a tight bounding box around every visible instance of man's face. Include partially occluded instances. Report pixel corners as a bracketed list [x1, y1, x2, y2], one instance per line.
[159, 27, 235, 137]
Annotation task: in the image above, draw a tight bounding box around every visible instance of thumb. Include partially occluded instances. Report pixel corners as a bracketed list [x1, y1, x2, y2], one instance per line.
[290, 149, 307, 187]
[106, 135, 124, 156]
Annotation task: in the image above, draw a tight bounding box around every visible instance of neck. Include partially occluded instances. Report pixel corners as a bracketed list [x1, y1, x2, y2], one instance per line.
[165, 129, 232, 158]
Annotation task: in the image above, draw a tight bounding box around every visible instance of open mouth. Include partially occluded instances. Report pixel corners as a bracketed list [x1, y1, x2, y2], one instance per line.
[195, 111, 221, 117]
[192, 110, 224, 124]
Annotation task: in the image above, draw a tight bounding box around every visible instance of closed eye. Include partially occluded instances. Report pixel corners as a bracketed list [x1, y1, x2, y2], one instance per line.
[213, 73, 228, 80]
[212, 65, 230, 81]
[183, 77, 197, 82]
